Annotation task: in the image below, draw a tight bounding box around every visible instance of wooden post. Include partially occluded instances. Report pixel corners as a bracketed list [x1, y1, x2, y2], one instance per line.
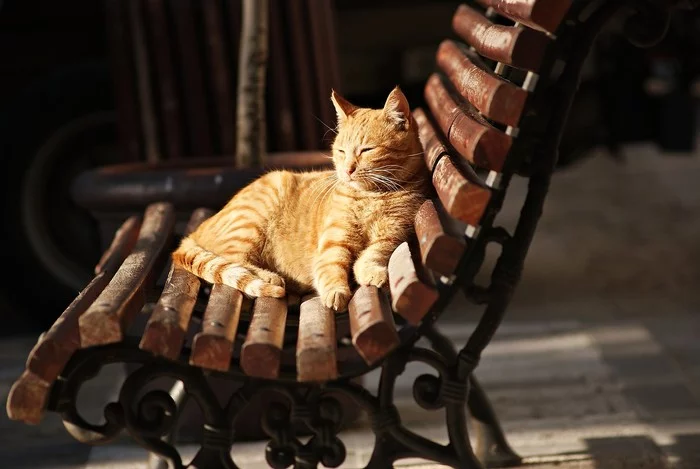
[235, 0, 269, 167]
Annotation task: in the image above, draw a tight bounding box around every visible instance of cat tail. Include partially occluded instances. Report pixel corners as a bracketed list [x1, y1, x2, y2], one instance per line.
[171, 238, 285, 298]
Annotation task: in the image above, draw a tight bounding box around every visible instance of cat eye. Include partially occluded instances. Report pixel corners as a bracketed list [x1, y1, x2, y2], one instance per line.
[337, 148, 345, 154]
[359, 147, 376, 154]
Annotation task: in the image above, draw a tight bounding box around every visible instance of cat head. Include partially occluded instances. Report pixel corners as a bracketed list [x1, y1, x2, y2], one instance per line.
[330, 87, 426, 192]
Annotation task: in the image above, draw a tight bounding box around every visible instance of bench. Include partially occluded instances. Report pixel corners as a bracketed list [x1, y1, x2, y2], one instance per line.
[6, 1, 686, 468]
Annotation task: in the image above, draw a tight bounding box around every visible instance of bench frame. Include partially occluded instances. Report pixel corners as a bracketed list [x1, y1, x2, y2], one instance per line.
[8, 1, 684, 468]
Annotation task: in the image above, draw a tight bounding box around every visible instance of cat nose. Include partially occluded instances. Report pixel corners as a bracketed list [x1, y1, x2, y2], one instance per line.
[346, 166, 356, 176]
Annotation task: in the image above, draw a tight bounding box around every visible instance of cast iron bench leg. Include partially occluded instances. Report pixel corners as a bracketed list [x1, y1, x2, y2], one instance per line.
[424, 326, 521, 468]
[148, 380, 188, 469]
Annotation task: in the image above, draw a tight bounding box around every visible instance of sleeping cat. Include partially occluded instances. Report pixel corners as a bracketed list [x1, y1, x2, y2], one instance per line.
[171, 87, 430, 311]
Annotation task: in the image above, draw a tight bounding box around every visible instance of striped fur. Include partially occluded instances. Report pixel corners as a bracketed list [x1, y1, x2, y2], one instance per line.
[172, 87, 430, 311]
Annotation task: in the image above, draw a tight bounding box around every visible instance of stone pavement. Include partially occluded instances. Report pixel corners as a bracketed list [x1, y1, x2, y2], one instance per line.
[1, 145, 699, 468]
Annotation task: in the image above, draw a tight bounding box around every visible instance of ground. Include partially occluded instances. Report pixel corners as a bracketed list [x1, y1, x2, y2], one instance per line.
[1, 143, 699, 468]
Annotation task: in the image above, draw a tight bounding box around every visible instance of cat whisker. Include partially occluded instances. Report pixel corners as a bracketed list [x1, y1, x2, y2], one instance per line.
[314, 115, 338, 135]
[309, 174, 338, 209]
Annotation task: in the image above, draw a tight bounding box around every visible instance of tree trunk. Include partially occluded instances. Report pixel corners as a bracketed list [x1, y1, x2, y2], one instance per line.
[235, 0, 269, 168]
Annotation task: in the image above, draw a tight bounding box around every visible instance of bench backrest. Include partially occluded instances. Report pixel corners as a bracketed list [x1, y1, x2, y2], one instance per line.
[384, 0, 573, 326]
[104, 0, 341, 162]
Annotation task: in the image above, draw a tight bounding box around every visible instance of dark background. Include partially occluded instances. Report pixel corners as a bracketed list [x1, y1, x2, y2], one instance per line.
[0, 0, 698, 334]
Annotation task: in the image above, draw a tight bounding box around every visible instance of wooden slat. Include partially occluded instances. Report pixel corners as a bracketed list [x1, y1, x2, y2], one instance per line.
[424, 73, 511, 172]
[414, 108, 448, 171]
[6, 371, 52, 425]
[475, 0, 572, 34]
[189, 284, 243, 371]
[437, 40, 528, 127]
[415, 200, 466, 277]
[79, 202, 176, 347]
[170, 0, 213, 156]
[240, 297, 288, 378]
[283, 0, 319, 149]
[348, 286, 399, 365]
[128, 0, 160, 163]
[267, 0, 297, 150]
[297, 296, 337, 382]
[388, 242, 439, 326]
[452, 4, 550, 71]
[202, 0, 235, 155]
[7, 216, 141, 425]
[305, 0, 336, 143]
[104, 0, 141, 161]
[140, 208, 213, 358]
[146, 0, 184, 159]
[433, 156, 492, 226]
[414, 106, 493, 226]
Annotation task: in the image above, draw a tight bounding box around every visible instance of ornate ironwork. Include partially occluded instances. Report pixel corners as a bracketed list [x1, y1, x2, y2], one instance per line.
[43, 1, 687, 467]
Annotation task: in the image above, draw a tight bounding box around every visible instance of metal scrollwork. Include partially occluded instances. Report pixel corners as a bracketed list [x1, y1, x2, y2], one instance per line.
[261, 390, 347, 469]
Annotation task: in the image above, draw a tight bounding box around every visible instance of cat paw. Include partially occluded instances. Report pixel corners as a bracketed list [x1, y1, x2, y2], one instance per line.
[355, 265, 388, 288]
[320, 286, 352, 312]
[251, 267, 286, 287]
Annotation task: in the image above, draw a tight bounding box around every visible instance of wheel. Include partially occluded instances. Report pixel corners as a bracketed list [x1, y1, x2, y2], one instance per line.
[0, 62, 121, 331]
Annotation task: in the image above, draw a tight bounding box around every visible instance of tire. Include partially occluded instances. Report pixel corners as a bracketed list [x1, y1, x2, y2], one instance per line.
[0, 62, 120, 331]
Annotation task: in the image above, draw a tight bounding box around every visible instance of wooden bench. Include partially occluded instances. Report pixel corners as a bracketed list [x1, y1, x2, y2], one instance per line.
[6, 1, 686, 468]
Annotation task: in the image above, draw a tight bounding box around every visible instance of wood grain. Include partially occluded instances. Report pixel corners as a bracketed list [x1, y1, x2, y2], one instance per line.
[241, 296, 288, 378]
[348, 286, 399, 365]
[202, 0, 235, 155]
[414, 199, 466, 276]
[170, 0, 213, 155]
[424, 73, 511, 172]
[388, 241, 439, 325]
[189, 284, 243, 371]
[5, 371, 52, 425]
[104, 0, 141, 161]
[145, 0, 183, 159]
[140, 208, 212, 358]
[475, 0, 572, 34]
[413, 107, 448, 171]
[452, 4, 550, 71]
[7, 216, 141, 425]
[433, 156, 492, 227]
[297, 296, 337, 382]
[437, 40, 528, 127]
[79, 202, 176, 347]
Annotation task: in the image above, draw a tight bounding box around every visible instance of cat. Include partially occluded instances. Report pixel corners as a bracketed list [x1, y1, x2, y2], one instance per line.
[171, 86, 430, 311]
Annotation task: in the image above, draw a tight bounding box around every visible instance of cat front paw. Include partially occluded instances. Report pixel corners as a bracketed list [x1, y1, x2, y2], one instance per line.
[320, 285, 352, 312]
[355, 264, 388, 288]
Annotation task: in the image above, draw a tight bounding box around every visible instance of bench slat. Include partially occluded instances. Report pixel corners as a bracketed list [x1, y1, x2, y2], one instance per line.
[452, 4, 550, 71]
[388, 241, 439, 325]
[475, 0, 572, 34]
[415, 200, 466, 277]
[170, 0, 213, 155]
[414, 108, 448, 171]
[434, 156, 492, 227]
[6, 216, 141, 425]
[348, 286, 400, 365]
[189, 284, 243, 371]
[140, 208, 212, 358]
[297, 296, 337, 382]
[437, 40, 528, 127]
[241, 297, 288, 378]
[79, 202, 176, 347]
[145, 0, 183, 159]
[425, 73, 512, 172]
[414, 108, 492, 225]
[202, 0, 235, 155]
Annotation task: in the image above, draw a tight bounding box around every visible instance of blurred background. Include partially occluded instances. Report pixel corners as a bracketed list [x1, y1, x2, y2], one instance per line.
[0, 0, 698, 335]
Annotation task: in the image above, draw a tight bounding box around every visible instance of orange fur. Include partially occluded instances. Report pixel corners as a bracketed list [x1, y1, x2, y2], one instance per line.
[171, 87, 430, 311]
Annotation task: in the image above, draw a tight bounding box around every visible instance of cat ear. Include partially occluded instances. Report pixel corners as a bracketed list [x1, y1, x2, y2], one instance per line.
[331, 89, 358, 125]
[383, 86, 411, 129]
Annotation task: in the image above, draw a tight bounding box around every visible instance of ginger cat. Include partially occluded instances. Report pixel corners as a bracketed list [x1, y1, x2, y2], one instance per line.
[172, 87, 430, 311]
